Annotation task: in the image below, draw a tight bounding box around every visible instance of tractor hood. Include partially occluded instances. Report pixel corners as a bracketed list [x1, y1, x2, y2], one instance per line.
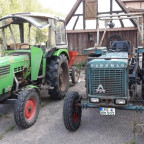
[89, 52, 128, 69]
[0, 55, 30, 67]
[0, 54, 30, 96]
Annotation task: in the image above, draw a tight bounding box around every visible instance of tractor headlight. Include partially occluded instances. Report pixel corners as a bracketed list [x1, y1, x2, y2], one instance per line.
[115, 99, 126, 105]
[90, 98, 100, 103]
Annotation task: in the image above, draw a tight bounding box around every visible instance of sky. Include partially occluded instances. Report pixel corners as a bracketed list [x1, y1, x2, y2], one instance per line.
[38, 0, 77, 16]
[38, 0, 133, 30]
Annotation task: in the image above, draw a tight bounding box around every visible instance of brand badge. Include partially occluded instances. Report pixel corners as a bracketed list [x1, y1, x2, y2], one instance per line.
[96, 84, 106, 93]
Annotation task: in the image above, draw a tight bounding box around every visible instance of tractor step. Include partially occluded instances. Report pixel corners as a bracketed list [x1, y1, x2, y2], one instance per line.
[40, 84, 54, 90]
[38, 75, 44, 79]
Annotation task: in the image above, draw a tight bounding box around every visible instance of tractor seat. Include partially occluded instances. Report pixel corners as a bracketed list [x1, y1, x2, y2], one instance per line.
[110, 41, 131, 53]
[10, 43, 31, 50]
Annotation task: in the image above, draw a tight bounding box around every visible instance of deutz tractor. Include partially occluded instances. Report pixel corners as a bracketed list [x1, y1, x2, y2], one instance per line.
[63, 13, 144, 131]
[0, 13, 70, 128]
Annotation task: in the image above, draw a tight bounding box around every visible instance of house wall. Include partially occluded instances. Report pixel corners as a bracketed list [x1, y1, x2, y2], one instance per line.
[67, 29, 137, 55]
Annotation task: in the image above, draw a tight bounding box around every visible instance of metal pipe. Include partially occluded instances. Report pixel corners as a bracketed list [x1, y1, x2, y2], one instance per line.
[14, 75, 19, 91]
[77, 103, 144, 111]
[2, 28, 7, 50]
[97, 13, 144, 18]
[9, 25, 16, 50]
[100, 16, 142, 21]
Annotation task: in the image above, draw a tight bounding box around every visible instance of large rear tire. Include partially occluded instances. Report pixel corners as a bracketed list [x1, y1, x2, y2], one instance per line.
[63, 91, 82, 131]
[14, 88, 40, 129]
[46, 54, 69, 99]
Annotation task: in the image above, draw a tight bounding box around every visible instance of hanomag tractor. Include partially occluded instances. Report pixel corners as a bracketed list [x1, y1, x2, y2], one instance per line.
[63, 13, 144, 131]
[0, 13, 70, 128]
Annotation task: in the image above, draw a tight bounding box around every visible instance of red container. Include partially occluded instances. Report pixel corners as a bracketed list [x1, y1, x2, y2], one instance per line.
[68, 51, 78, 68]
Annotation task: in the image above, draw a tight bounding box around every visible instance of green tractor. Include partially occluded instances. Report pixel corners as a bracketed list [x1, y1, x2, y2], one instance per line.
[0, 13, 69, 128]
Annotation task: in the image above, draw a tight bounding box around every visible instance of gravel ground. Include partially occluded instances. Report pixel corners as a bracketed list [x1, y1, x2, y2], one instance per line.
[0, 70, 144, 144]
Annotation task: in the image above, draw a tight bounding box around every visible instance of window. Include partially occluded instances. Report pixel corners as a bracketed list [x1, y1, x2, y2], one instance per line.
[88, 33, 94, 41]
[56, 21, 66, 45]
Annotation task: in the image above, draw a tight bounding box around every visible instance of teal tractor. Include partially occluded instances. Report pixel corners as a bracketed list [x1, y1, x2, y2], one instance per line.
[0, 13, 70, 128]
[63, 13, 144, 131]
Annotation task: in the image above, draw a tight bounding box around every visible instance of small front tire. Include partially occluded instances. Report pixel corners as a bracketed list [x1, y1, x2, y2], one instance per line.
[63, 91, 82, 131]
[14, 88, 40, 129]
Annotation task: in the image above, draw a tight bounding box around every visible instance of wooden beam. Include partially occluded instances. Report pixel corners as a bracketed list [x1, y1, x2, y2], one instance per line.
[128, 8, 144, 12]
[65, 0, 82, 25]
[73, 16, 79, 30]
[118, 16, 124, 27]
[73, 14, 83, 16]
[110, 0, 113, 15]
[116, 0, 128, 12]
[83, 0, 86, 29]
[67, 27, 138, 33]
[116, 12, 124, 27]
[115, 0, 137, 27]
[122, 0, 144, 2]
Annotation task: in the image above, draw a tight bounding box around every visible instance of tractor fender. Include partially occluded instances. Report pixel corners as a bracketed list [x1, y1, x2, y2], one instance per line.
[25, 85, 41, 98]
[53, 49, 70, 61]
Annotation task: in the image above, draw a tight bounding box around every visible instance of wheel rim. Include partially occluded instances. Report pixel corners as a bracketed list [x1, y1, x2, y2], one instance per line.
[25, 98, 37, 120]
[73, 104, 80, 123]
[73, 112, 79, 123]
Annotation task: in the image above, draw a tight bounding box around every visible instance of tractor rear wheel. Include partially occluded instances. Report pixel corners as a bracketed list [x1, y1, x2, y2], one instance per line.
[63, 91, 82, 131]
[46, 54, 69, 99]
[71, 66, 80, 84]
[14, 88, 40, 129]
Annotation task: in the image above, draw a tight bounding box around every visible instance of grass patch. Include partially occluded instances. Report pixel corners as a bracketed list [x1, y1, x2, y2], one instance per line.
[41, 103, 48, 108]
[4, 115, 11, 119]
[75, 62, 86, 69]
[41, 99, 53, 108]
[5, 126, 15, 133]
[125, 141, 136, 144]
[0, 135, 3, 140]
[0, 125, 15, 140]
[0, 114, 11, 119]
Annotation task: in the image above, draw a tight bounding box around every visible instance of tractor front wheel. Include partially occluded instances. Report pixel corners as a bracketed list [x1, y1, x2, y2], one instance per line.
[14, 88, 40, 129]
[63, 91, 82, 131]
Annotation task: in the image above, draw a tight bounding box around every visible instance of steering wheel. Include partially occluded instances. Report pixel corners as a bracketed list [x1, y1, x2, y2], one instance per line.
[109, 41, 124, 52]
[20, 43, 31, 49]
[109, 47, 124, 52]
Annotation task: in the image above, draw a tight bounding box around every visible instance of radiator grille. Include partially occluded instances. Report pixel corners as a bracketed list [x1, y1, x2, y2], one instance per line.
[90, 68, 126, 97]
[0, 65, 10, 76]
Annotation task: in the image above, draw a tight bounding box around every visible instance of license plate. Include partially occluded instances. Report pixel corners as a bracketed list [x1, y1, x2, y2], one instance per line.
[100, 107, 115, 115]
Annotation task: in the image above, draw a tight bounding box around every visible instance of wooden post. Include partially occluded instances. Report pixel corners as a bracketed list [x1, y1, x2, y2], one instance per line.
[110, 0, 113, 15]
[83, 0, 86, 29]
[99, 20, 108, 47]
[73, 16, 79, 30]
[96, 17, 99, 48]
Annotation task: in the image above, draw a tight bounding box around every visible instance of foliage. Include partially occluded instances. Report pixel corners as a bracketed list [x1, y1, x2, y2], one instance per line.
[0, 0, 65, 53]
[75, 62, 86, 69]
[0, 0, 65, 18]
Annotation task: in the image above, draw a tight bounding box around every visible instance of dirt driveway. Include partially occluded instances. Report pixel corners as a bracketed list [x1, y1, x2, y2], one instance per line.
[0, 70, 144, 144]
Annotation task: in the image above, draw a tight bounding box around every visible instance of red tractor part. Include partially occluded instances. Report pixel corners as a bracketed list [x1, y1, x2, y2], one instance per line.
[68, 51, 78, 68]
